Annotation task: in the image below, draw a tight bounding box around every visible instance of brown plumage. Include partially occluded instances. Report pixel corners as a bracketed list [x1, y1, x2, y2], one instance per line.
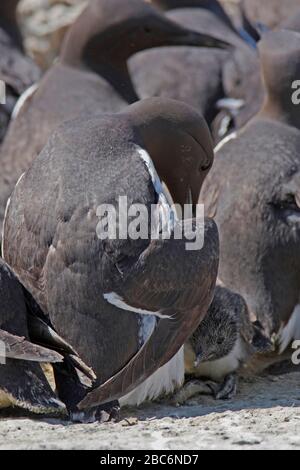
[201, 31, 300, 349]
[0, 0, 228, 233]
[3, 98, 219, 417]
[0, 258, 65, 415]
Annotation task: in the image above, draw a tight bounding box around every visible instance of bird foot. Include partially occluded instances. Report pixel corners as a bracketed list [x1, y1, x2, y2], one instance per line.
[53, 359, 120, 424]
[172, 373, 238, 405]
[71, 400, 120, 424]
[213, 373, 238, 400]
[95, 400, 120, 423]
[172, 379, 214, 405]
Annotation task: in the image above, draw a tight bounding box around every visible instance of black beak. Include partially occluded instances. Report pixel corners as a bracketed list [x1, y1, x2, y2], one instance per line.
[170, 28, 232, 50]
[155, 14, 232, 50]
[194, 351, 203, 368]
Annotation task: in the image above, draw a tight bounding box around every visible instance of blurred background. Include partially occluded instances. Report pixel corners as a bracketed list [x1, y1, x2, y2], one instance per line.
[18, 0, 240, 69]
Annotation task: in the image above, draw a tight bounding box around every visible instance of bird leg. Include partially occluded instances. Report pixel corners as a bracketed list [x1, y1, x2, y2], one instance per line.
[172, 373, 238, 404]
[53, 359, 120, 423]
[213, 373, 238, 400]
[172, 379, 215, 405]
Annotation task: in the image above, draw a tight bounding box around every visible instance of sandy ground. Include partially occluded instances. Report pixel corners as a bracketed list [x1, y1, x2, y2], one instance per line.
[0, 369, 299, 450]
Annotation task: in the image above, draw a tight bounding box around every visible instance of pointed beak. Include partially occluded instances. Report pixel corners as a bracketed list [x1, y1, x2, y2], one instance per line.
[183, 187, 198, 219]
[186, 188, 193, 206]
[170, 28, 231, 50]
[194, 352, 203, 368]
[157, 15, 232, 50]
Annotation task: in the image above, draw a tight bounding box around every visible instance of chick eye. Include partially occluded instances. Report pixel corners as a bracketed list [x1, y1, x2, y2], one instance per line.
[274, 194, 300, 212]
[217, 338, 224, 345]
[144, 26, 152, 34]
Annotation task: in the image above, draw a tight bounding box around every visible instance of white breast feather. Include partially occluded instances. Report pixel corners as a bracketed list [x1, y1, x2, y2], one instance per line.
[279, 304, 300, 353]
[214, 131, 238, 153]
[2, 172, 26, 257]
[12, 83, 39, 120]
[120, 347, 185, 407]
[103, 292, 172, 319]
[136, 146, 178, 236]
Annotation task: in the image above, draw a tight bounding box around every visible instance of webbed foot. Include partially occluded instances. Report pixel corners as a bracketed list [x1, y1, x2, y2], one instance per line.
[71, 400, 120, 424]
[53, 359, 120, 423]
[172, 379, 214, 405]
[213, 373, 238, 400]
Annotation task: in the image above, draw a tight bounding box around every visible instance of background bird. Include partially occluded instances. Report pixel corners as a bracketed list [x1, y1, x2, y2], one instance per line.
[0, 0, 40, 143]
[150, 0, 239, 35]
[221, 6, 300, 134]
[201, 31, 300, 367]
[130, 0, 257, 143]
[0, 258, 66, 416]
[0, 0, 228, 234]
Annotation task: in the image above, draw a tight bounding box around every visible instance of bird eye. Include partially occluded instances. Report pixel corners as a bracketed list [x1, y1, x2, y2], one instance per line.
[144, 26, 152, 34]
[272, 194, 300, 216]
[199, 159, 212, 172]
[217, 338, 224, 345]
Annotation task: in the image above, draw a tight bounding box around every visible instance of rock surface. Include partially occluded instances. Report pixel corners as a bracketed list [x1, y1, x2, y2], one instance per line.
[18, 0, 88, 69]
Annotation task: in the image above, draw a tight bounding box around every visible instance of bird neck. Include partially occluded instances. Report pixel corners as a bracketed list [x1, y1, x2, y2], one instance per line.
[260, 91, 300, 131]
[61, 48, 139, 105]
[60, 15, 140, 104]
[88, 59, 140, 104]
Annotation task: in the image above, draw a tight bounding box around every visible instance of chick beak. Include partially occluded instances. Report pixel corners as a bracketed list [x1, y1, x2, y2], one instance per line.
[194, 351, 203, 368]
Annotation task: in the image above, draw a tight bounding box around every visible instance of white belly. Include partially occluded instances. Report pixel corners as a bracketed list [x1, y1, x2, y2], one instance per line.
[193, 337, 244, 382]
[279, 304, 300, 353]
[120, 347, 185, 407]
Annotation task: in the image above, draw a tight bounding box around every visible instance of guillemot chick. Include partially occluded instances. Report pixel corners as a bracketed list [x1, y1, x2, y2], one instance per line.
[174, 285, 272, 404]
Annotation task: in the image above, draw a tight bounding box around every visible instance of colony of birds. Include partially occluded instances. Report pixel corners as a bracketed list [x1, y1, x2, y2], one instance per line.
[0, 0, 299, 423]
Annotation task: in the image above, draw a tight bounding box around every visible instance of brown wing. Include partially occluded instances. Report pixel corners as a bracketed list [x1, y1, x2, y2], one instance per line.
[79, 219, 219, 409]
[0, 329, 63, 363]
